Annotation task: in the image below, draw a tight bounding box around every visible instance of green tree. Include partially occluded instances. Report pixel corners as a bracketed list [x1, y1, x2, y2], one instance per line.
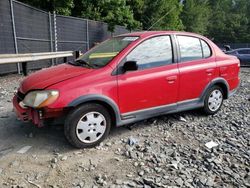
[73, 0, 141, 32]
[232, 0, 250, 42]
[142, 0, 184, 30]
[207, 0, 250, 43]
[181, 0, 210, 35]
[19, 0, 73, 15]
[16, 0, 250, 43]
[126, 0, 145, 27]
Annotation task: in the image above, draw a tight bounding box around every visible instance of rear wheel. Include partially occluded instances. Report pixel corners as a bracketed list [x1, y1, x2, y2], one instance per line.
[203, 86, 224, 115]
[64, 103, 111, 148]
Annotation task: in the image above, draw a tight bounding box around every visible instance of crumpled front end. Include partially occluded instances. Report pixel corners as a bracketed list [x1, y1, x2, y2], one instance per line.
[13, 91, 65, 127]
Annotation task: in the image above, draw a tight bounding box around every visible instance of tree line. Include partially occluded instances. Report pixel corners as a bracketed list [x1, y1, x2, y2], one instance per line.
[19, 0, 250, 43]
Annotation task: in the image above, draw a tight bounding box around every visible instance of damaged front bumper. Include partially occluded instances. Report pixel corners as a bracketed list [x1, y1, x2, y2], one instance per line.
[13, 95, 44, 127]
[13, 94, 65, 127]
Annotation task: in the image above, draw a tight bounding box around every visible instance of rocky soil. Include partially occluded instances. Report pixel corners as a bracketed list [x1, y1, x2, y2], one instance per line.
[0, 68, 249, 188]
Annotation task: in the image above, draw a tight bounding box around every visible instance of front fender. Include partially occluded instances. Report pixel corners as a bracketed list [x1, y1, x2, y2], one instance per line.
[68, 94, 122, 126]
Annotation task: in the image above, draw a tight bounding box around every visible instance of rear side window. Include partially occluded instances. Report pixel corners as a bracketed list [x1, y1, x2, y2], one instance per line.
[177, 36, 202, 62]
[201, 40, 211, 58]
[125, 36, 173, 70]
[177, 36, 212, 62]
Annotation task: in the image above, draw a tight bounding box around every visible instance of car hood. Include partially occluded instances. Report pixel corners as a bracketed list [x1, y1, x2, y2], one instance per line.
[19, 64, 94, 94]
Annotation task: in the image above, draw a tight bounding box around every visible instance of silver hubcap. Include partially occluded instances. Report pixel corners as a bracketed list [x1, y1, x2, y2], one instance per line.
[208, 89, 223, 111]
[76, 112, 106, 143]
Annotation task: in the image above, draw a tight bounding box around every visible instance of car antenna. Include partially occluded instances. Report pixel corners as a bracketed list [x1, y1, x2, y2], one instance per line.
[147, 6, 176, 31]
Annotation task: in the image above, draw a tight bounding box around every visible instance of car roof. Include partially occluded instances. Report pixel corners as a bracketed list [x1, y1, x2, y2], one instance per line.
[228, 48, 250, 53]
[234, 48, 250, 51]
[118, 31, 206, 39]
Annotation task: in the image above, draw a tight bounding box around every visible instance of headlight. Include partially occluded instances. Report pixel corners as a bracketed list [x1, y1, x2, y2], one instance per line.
[23, 90, 59, 108]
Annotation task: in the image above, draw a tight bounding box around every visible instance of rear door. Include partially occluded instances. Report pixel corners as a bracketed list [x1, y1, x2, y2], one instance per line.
[117, 35, 179, 114]
[176, 35, 216, 102]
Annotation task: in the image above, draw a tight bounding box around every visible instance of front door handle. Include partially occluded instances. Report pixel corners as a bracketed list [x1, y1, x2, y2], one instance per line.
[166, 76, 177, 84]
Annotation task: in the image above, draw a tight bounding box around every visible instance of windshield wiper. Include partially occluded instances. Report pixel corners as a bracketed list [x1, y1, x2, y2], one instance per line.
[91, 63, 103, 68]
[68, 59, 102, 69]
[68, 59, 93, 68]
[75, 59, 93, 67]
[68, 61, 80, 66]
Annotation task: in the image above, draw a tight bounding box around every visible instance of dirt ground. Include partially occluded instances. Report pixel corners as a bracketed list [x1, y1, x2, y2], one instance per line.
[0, 68, 249, 188]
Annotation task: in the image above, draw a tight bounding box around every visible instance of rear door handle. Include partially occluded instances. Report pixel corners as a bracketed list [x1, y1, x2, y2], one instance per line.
[166, 76, 177, 84]
[206, 68, 214, 76]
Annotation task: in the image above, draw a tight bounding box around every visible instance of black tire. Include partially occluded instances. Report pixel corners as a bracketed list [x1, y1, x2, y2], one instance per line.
[203, 86, 224, 115]
[64, 103, 111, 148]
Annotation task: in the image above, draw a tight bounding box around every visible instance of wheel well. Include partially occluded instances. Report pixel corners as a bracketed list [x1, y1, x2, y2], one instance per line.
[214, 83, 228, 99]
[73, 100, 117, 127]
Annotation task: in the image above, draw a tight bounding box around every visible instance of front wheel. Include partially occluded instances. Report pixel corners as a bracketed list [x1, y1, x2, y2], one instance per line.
[64, 103, 111, 148]
[203, 86, 224, 115]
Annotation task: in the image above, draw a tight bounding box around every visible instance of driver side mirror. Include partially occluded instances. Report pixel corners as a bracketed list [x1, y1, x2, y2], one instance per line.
[123, 61, 138, 72]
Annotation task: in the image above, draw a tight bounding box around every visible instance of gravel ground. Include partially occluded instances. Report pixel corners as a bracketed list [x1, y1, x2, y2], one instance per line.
[0, 68, 249, 188]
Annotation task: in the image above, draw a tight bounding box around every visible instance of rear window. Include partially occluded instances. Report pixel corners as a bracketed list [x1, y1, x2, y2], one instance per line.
[177, 36, 212, 62]
[201, 40, 211, 58]
[177, 36, 203, 62]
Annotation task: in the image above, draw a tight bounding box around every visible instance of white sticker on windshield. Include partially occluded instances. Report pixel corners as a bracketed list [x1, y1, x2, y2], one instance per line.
[122, 37, 139, 41]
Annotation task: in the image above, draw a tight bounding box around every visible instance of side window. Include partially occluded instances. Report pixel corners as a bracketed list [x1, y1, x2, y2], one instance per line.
[177, 36, 203, 62]
[238, 50, 250, 55]
[237, 50, 245, 54]
[125, 36, 173, 70]
[201, 40, 212, 58]
[230, 51, 238, 55]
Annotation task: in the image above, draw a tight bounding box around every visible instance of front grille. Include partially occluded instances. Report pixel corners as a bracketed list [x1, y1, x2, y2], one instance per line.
[17, 91, 25, 102]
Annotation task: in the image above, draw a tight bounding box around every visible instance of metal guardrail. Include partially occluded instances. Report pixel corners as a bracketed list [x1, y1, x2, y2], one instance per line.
[0, 51, 73, 64]
[0, 51, 75, 75]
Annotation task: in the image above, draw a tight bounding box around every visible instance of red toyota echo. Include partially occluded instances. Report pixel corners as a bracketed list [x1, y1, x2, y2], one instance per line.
[13, 31, 240, 148]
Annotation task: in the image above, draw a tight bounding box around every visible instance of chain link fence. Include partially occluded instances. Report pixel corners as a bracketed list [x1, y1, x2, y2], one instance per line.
[0, 0, 129, 75]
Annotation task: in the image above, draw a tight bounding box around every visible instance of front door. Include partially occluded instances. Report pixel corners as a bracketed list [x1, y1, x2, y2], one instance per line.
[117, 36, 179, 114]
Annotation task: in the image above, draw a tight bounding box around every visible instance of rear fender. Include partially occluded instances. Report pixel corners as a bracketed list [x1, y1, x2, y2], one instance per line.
[200, 78, 229, 101]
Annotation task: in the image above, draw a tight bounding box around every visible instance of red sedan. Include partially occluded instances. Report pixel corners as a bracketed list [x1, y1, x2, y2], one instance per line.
[13, 31, 240, 148]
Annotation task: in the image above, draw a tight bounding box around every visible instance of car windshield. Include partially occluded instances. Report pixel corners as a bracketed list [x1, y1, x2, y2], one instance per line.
[73, 36, 139, 68]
